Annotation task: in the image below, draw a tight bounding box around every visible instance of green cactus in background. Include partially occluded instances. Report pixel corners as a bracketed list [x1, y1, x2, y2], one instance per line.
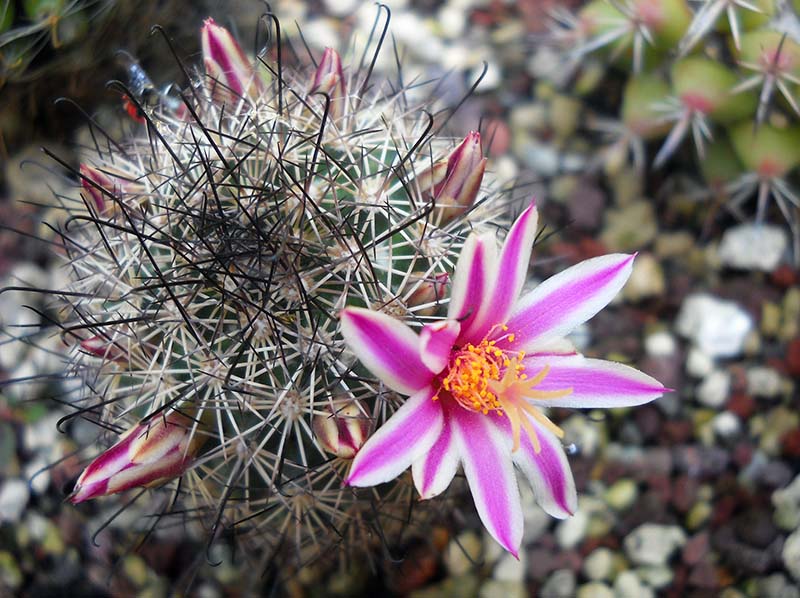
[545, 0, 800, 261]
[50, 13, 511, 587]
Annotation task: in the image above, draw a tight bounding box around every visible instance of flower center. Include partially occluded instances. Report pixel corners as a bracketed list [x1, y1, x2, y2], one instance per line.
[433, 330, 573, 453]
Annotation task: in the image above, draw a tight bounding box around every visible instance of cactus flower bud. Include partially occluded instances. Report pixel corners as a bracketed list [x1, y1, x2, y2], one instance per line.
[80, 165, 143, 213]
[415, 159, 449, 196]
[201, 17, 263, 104]
[310, 48, 347, 120]
[79, 335, 125, 362]
[407, 272, 449, 316]
[312, 402, 369, 459]
[69, 409, 207, 503]
[80, 165, 118, 214]
[431, 131, 487, 223]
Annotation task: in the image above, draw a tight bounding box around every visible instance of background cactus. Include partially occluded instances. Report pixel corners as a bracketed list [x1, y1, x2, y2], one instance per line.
[544, 0, 800, 260]
[51, 13, 515, 589]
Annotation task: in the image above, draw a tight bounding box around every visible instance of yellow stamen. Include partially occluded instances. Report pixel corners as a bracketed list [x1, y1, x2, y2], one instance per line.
[436, 338, 572, 454]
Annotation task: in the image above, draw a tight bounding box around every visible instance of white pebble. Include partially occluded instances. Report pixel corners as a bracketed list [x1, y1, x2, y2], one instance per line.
[582, 547, 614, 581]
[615, 571, 655, 598]
[438, 6, 467, 38]
[712, 412, 741, 439]
[695, 369, 730, 408]
[718, 223, 788, 272]
[494, 551, 526, 582]
[676, 293, 753, 358]
[0, 479, 30, 523]
[645, 331, 677, 357]
[783, 528, 800, 582]
[556, 508, 588, 549]
[624, 524, 686, 566]
[686, 347, 714, 378]
[24, 457, 51, 495]
[746, 366, 784, 399]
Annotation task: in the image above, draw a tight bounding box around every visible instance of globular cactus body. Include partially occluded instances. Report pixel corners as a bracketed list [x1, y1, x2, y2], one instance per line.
[59, 14, 508, 577]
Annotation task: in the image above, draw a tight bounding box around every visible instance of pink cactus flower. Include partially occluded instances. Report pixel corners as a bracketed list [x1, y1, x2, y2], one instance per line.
[339, 203, 667, 557]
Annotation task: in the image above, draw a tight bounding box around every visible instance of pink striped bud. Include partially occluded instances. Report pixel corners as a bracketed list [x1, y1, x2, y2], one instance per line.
[201, 17, 264, 104]
[310, 48, 347, 120]
[69, 409, 207, 503]
[79, 335, 125, 362]
[415, 160, 449, 196]
[80, 165, 118, 214]
[435, 132, 486, 220]
[407, 272, 449, 316]
[80, 165, 143, 213]
[312, 402, 369, 459]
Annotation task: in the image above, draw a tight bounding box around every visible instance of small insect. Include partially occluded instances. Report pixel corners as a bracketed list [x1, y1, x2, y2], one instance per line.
[116, 50, 182, 122]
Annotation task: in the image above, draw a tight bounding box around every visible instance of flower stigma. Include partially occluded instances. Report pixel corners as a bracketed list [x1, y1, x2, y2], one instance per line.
[432, 327, 573, 454]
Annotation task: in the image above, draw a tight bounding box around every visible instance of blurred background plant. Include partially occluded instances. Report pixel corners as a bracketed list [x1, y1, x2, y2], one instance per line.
[541, 0, 800, 260]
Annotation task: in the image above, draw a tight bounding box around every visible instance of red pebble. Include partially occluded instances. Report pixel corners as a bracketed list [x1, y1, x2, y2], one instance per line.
[770, 264, 798, 288]
[781, 427, 800, 459]
[727, 393, 756, 419]
[663, 419, 694, 443]
[712, 495, 738, 527]
[672, 476, 699, 513]
[733, 442, 754, 468]
[787, 338, 800, 378]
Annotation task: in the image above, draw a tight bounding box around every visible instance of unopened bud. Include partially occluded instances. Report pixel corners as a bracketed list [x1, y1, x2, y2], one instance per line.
[80, 165, 118, 213]
[310, 48, 347, 120]
[431, 131, 486, 223]
[407, 272, 449, 316]
[201, 17, 264, 104]
[415, 160, 449, 196]
[80, 165, 143, 213]
[312, 402, 369, 459]
[69, 408, 207, 503]
[79, 335, 125, 362]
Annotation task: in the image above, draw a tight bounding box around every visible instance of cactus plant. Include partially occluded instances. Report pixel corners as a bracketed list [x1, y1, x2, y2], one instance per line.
[53, 13, 511, 583]
[543, 0, 800, 262]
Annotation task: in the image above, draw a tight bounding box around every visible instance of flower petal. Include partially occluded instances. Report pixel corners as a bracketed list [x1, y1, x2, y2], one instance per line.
[412, 412, 459, 499]
[347, 387, 443, 487]
[419, 320, 460, 374]
[340, 307, 433, 394]
[448, 232, 498, 343]
[527, 337, 579, 357]
[522, 354, 668, 409]
[511, 415, 577, 519]
[500, 254, 636, 351]
[474, 203, 538, 337]
[451, 407, 523, 558]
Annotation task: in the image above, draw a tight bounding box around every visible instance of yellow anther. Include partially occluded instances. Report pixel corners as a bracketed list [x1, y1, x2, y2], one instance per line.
[435, 337, 571, 454]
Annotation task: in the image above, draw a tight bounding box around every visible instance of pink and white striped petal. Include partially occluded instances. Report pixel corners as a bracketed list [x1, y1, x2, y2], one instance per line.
[347, 387, 443, 487]
[452, 407, 524, 558]
[526, 337, 579, 357]
[411, 413, 460, 499]
[500, 254, 636, 352]
[511, 415, 577, 519]
[473, 203, 538, 339]
[419, 320, 460, 374]
[447, 232, 498, 343]
[522, 355, 668, 409]
[340, 307, 433, 395]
